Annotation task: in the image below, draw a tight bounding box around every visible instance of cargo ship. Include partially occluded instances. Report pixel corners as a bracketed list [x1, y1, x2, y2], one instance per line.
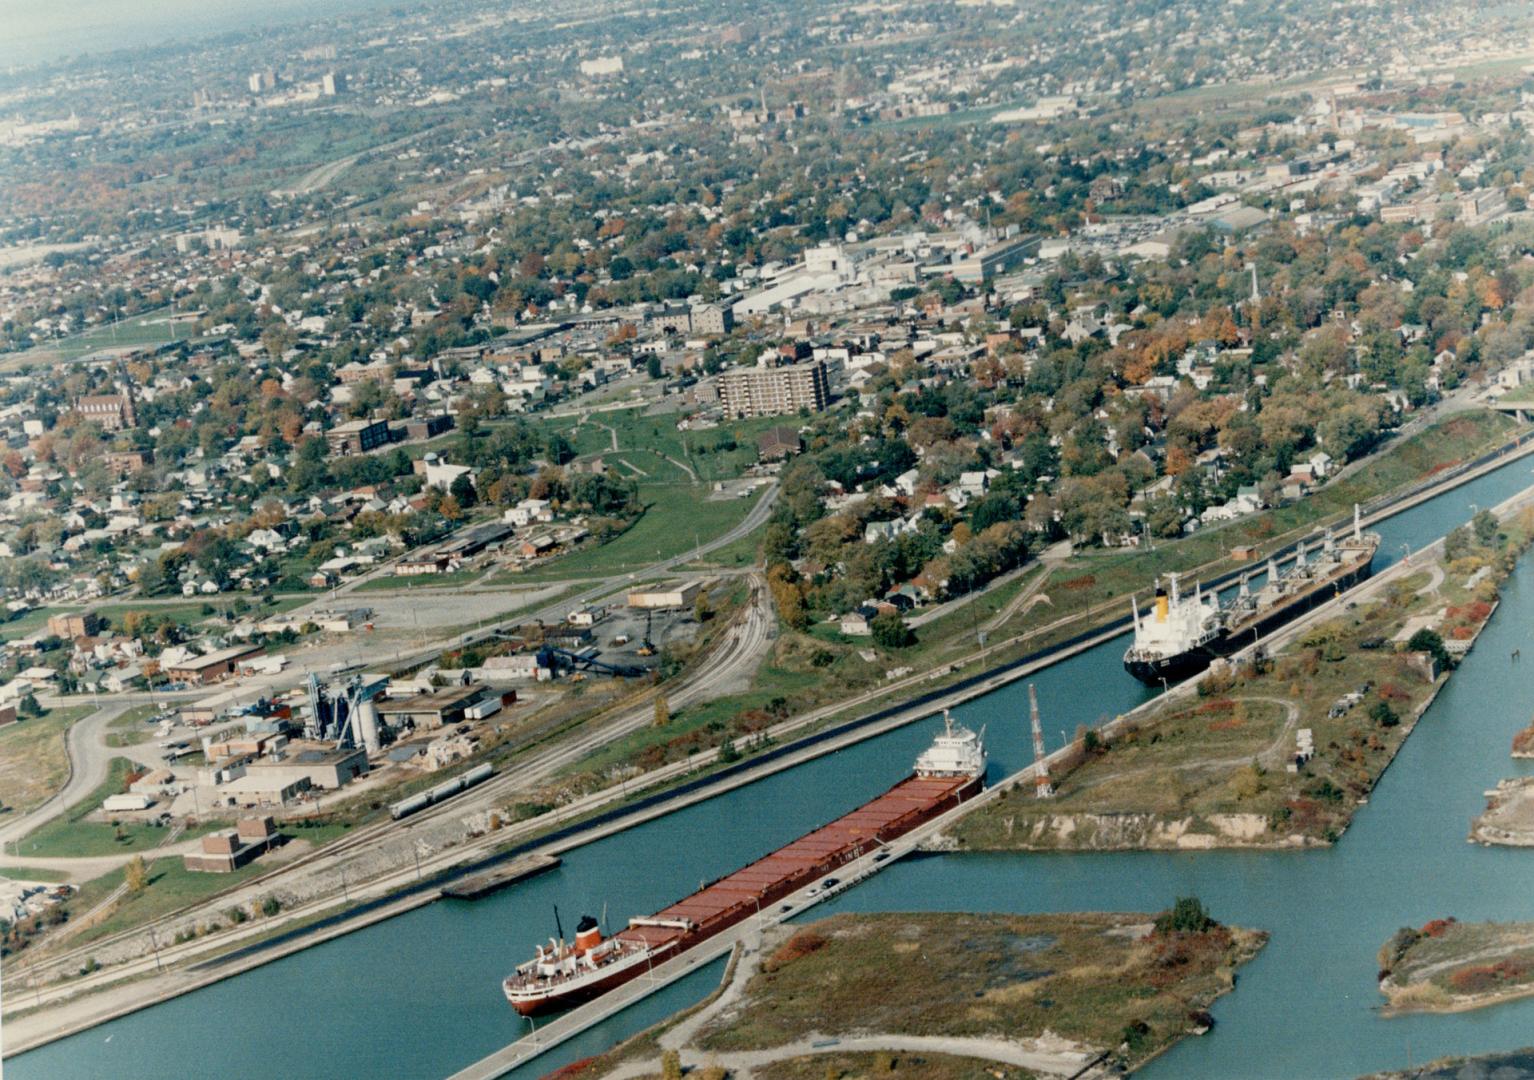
[502, 712, 987, 1016]
[1123, 505, 1379, 686]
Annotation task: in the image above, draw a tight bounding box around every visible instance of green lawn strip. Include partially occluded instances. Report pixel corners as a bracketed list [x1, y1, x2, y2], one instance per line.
[18, 758, 228, 858]
[0, 865, 70, 882]
[64, 858, 278, 949]
[681, 516, 767, 571]
[352, 567, 489, 592]
[0, 606, 57, 643]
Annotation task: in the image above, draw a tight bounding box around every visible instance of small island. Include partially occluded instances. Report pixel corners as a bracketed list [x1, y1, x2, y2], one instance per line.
[1377, 918, 1534, 1014]
[563, 902, 1265, 1079]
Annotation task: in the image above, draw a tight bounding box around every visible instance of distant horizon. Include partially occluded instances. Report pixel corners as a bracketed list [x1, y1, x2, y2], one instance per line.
[0, 0, 404, 71]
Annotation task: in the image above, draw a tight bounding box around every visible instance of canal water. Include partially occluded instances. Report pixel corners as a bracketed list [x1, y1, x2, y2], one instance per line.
[14, 456, 1534, 1080]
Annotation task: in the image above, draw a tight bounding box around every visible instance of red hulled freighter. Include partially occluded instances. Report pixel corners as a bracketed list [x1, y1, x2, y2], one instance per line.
[502, 712, 987, 1015]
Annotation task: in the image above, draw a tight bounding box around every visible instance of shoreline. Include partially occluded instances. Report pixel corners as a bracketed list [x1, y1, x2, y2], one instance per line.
[1380, 980, 1534, 1017]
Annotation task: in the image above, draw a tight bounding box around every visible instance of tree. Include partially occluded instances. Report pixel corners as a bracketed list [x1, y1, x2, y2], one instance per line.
[546, 433, 575, 465]
[449, 472, 478, 509]
[659, 1043, 684, 1080]
[653, 693, 669, 728]
[124, 855, 148, 894]
[17, 693, 42, 718]
[1472, 508, 1501, 548]
[1154, 895, 1215, 934]
[1443, 524, 1474, 563]
[646, 355, 664, 379]
[870, 611, 914, 649]
[1407, 627, 1451, 670]
[1370, 700, 1399, 728]
[693, 588, 712, 623]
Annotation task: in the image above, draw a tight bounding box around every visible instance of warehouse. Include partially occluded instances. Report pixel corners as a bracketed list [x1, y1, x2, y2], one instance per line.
[162, 644, 265, 685]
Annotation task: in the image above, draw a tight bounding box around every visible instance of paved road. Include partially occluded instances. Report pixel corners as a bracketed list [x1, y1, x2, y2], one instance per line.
[0, 701, 132, 849]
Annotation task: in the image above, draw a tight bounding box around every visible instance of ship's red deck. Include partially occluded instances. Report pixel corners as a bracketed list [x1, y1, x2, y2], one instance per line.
[616, 773, 974, 950]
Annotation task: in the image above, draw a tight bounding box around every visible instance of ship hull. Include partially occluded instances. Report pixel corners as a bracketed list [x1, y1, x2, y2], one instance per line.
[504, 770, 984, 1015]
[1124, 549, 1375, 686]
[505, 944, 673, 1016]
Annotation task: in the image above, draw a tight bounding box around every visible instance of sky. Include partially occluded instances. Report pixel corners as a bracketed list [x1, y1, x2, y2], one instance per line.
[0, 0, 398, 69]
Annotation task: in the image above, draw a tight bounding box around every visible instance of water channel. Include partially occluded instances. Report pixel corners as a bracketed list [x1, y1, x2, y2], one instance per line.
[15, 454, 1534, 1080]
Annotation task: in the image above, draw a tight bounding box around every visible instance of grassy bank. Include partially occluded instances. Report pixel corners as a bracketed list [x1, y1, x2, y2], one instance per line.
[498, 483, 760, 583]
[0, 704, 95, 816]
[1378, 919, 1534, 1014]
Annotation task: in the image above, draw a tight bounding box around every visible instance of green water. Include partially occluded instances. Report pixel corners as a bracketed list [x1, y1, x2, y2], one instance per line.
[13, 456, 1534, 1079]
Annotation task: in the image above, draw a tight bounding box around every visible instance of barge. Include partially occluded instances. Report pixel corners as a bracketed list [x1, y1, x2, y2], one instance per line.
[502, 712, 987, 1016]
[1124, 505, 1379, 685]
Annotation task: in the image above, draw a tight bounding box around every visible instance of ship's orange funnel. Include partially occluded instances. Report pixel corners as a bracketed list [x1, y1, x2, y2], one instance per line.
[574, 914, 602, 955]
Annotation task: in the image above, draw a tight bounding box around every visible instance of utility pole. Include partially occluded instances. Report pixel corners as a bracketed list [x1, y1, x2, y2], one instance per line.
[148, 924, 163, 973]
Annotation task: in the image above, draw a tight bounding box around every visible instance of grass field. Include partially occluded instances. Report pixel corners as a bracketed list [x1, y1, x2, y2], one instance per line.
[681, 517, 766, 571]
[503, 483, 761, 582]
[0, 307, 200, 370]
[0, 865, 70, 882]
[530, 411, 790, 485]
[683, 911, 1264, 1075]
[0, 704, 95, 816]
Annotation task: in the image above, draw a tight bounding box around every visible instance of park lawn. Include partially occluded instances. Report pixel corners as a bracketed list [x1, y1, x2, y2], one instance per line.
[531, 411, 790, 483]
[509, 483, 759, 581]
[0, 704, 96, 816]
[690, 912, 1264, 1075]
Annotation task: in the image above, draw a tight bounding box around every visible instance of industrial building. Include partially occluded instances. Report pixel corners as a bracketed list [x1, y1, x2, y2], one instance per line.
[626, 580, 705, 610]
[374, 685, 491, 731]
[244, 744, 368, 791]
[162, 644, 265, 685]
[184, 818, 280, 873]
